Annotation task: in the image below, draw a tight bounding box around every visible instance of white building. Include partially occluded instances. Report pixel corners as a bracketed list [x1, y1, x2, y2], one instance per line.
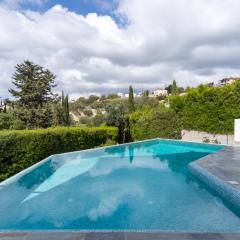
[118, 92, 138, 98]
[151, 89, 168, 97]
[219, 77, 240, 86]
[117, 93, 125, 98]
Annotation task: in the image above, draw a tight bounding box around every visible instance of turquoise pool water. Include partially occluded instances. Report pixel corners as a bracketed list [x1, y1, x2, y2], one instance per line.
[0, 139, 239, 232]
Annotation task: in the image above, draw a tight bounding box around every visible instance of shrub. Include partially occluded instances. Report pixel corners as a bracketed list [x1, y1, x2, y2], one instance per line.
[83, 109, 93, 117]
[0, 126, 118, 181]
[170, 81, 240, 134]
[106, 103, 132, 143]
[87, 114, 106, 127]
[0, 113, 13, 130]
[129, 106, 182, 141]
[202, 137, 210, 143]
[0, 112, 25, 130]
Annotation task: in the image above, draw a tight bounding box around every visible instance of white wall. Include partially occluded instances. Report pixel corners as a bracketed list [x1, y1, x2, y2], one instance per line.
[181, 130, 240, 146]
[234, 119, 240, 142]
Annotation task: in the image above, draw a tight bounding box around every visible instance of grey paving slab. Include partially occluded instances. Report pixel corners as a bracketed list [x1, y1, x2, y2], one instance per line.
[124, 232, 240, 240]
[124, 232, 192, 240]
[0, 232, 86, 240]
[1, 232, 240, 240]
[85, 232, 124, 240]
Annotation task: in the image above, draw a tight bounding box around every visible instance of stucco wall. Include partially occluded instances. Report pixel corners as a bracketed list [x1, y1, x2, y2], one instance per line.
[181, 130, 240, 146]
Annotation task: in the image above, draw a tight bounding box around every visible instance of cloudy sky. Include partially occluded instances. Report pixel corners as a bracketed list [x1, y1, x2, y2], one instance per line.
[0, 0, 240, 99]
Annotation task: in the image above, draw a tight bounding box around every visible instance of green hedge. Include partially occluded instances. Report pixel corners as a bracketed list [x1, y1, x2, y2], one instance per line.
[129, 107, 182, 141]
[0, 126, 118, 181]
[170, 81, 240, 134]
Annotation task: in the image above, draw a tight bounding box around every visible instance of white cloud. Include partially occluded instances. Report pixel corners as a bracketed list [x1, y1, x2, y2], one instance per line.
[0, 0, 240, 99]
[87, 184, 143, 221]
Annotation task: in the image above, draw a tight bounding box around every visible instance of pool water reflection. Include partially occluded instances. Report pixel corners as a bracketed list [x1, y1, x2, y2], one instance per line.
[0, 139, 239, 232]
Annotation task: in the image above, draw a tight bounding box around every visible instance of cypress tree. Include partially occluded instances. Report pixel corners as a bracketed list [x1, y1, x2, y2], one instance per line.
[61, 90, 65, 107]
[128, 85, 135, 112]
[59, 91, 70, 126]
[64, 94, 70, 126]
[172, 80, 179, 96]
[3, 100, 6, 113]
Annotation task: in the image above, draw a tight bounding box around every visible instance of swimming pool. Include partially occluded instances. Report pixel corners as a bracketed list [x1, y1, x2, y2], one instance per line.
[0, 139, 239, 232]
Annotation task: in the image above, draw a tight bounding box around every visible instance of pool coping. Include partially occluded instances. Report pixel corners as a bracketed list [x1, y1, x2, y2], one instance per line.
[1, 231, 240, 240]
[188, 146, 240, 212]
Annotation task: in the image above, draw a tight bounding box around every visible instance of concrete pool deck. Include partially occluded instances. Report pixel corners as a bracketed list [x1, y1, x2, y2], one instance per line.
[189, 146, 240, 212]
[1, 232, 240, 240]
[1, 144, 240, 239]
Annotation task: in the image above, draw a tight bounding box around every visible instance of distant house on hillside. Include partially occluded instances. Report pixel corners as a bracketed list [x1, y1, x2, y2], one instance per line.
[117, 93, 125, 98]
[124, 93, 137, 98]
[151, 89, 168, 97]
[118, 92, 138, 98]
[0, 98, 9, 111]
[218, 77, 240, 86]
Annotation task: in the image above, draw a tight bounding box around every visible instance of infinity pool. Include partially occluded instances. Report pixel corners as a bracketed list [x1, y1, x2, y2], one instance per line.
[0, 139, 239, 232]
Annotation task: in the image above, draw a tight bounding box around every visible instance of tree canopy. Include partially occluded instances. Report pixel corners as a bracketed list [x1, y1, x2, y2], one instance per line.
[9, 60, 56, 108]
[9, 60, 57, 128]
[170, 81, 240, 134]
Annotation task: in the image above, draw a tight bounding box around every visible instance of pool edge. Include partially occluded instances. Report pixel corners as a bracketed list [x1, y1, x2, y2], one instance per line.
[0, 138, 224, 186]
[188, 146, 240, 212]
[1, 231, 240, 240]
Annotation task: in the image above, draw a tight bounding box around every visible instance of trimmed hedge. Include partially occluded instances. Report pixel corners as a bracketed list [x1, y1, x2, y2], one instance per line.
[170, 81, 240, 134]
[0, 126, 118, 181]
[129, 107, 182, 141]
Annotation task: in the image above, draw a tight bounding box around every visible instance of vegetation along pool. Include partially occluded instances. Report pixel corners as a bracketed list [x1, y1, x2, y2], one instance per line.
[0, 139, 239, 232]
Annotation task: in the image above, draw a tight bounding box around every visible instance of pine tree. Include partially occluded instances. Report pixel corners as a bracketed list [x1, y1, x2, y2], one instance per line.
[128, 85, 135, 112]
[172, 80, 179, 96]
[9, 60, 56, 108]
[9, 60, 57, 128]
[165, 84, 173, 94]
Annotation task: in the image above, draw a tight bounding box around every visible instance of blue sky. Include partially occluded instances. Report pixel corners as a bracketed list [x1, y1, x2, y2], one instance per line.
[20, 0, 119, 19]
[11, 0, 128, 27]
